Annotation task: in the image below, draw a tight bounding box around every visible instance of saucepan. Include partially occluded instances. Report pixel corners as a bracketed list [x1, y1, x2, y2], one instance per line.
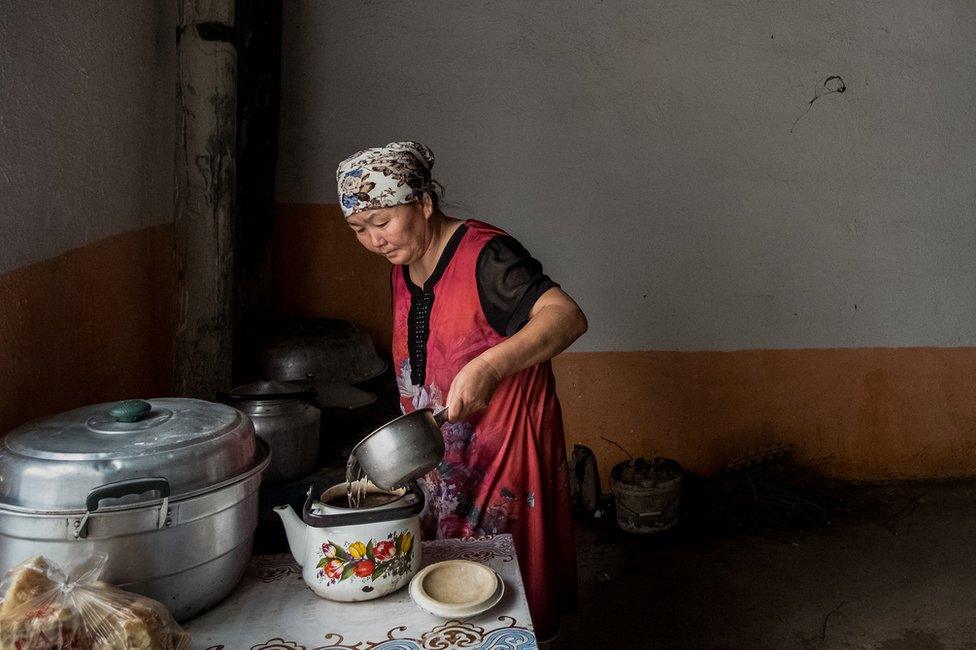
[351, 409, 447, 490]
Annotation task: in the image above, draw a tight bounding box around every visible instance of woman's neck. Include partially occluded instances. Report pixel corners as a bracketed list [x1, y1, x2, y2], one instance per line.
[409, 213, 463, 286]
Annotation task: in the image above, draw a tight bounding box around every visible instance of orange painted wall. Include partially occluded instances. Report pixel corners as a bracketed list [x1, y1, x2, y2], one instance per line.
[0, 225, 176, 436]
[272, 203, 976, 480]
[552, 349, 976, 480]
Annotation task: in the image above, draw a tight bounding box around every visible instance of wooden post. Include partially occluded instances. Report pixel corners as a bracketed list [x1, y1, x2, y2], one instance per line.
[174, 0, 237, 398]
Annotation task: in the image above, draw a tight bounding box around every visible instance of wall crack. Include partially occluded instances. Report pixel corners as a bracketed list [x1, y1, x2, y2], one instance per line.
[790, 75, 847, 133]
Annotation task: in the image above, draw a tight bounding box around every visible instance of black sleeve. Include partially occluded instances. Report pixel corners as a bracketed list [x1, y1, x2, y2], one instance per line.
[476, 235, 559, 336]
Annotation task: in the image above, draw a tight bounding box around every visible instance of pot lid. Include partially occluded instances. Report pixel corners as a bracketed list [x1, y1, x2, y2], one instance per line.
[225, 380, 315, 401]
[0, 398, 260, 512]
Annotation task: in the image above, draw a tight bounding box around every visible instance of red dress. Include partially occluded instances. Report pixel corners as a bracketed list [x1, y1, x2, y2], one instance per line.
[391, 220, 577, 639]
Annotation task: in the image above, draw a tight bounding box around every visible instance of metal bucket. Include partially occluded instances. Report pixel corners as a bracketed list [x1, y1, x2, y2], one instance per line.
[609, 460, 682, 534]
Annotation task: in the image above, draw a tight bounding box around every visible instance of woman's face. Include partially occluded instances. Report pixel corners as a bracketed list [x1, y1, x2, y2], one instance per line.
[346, 199, 431, 265]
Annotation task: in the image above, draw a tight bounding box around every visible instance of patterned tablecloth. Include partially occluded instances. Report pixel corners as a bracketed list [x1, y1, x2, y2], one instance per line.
[186, 534, 537, 649]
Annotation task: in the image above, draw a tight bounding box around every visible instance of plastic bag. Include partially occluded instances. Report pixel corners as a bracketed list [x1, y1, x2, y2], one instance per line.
[0, 552, 189, 649]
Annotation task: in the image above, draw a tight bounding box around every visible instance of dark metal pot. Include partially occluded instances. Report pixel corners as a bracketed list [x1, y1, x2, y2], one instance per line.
[237, 317, 387, 386]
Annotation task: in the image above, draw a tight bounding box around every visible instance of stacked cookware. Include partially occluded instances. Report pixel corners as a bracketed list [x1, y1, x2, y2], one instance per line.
[235, 317, 394, 458]
[0, 398, 270, 621]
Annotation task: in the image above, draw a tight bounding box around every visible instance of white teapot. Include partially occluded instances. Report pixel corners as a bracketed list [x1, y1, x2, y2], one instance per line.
[274, 481, 424, 602]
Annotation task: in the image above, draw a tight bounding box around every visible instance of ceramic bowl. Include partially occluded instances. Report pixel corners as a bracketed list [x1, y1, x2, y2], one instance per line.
[409, 560, 504, 618]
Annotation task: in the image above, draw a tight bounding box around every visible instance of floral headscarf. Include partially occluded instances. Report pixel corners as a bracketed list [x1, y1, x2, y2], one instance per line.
[336, 141, 436, 217]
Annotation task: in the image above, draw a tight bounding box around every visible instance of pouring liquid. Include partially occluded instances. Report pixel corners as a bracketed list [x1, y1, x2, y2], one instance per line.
[345, 454, 369, 509]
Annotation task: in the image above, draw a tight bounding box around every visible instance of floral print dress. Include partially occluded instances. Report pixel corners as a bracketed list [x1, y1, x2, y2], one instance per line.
[392, 220, 577, 640]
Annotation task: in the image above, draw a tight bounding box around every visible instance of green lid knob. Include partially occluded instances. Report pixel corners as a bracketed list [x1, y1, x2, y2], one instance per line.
[109, 399, 152, 423]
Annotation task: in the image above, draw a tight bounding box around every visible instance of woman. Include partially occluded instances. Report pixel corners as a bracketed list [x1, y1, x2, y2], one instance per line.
[337, 141, 587, 641]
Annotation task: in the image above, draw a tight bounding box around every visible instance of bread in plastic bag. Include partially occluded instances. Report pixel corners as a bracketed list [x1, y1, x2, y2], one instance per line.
[0, 552, 189, 649]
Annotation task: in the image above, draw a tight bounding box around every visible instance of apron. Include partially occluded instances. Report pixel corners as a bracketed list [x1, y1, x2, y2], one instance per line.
[391, 220, 577, 639]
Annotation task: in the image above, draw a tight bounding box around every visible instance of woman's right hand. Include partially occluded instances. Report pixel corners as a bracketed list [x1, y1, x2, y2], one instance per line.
[445, 356, 503, 421]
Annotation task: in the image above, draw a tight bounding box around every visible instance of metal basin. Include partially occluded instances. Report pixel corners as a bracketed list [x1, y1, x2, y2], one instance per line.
[237, 317, 387, 386]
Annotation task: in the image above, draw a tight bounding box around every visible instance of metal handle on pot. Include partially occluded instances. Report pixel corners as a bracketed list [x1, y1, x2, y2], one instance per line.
[302, 482, 426, 528]
[75, 477, 171, 539]
[433, 409, 449, 427]
[304, 373, 325, 411]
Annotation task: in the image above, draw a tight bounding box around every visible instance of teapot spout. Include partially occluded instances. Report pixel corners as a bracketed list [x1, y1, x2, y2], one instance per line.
[273, 504, 306, 567]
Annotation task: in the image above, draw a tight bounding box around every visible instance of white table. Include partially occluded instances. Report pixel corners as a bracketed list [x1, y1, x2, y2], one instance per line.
[186, 534, 537, 649]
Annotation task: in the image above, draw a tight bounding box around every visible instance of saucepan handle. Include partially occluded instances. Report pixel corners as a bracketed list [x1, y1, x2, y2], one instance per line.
[433, 408, 449, 427]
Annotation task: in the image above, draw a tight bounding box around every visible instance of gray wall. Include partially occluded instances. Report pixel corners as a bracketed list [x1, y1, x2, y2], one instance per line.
[276, 1, 976, 352]
[0, 1, 176, 274]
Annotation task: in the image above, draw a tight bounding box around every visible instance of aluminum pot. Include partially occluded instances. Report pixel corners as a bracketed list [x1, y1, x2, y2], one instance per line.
[351, 409, 447, 490]
[0, 398, 271, 621]
[219, 380, 321, 485]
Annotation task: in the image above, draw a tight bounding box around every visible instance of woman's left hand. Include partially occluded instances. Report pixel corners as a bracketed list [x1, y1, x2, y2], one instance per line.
[445, 356, 503, 421]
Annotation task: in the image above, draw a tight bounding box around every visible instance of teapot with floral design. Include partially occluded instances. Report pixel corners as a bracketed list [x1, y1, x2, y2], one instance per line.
[274, 481, 424, 601]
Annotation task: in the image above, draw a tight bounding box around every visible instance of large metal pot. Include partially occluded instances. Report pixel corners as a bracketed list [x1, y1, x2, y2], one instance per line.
[0, 398, 270, 621]
[219, 380, 321, 485]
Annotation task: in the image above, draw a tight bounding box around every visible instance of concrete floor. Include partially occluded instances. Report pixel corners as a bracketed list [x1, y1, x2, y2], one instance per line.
[552, 480, 976, 649]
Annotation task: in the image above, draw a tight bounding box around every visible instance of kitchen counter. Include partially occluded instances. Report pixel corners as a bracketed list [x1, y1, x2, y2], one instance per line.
[186, 533, 537, 649]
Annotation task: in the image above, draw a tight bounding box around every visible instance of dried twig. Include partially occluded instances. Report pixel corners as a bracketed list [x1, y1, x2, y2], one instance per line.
[600, 436, 634, 460]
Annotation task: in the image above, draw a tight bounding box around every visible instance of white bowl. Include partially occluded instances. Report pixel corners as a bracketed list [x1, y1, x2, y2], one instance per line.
[409, 560, 504, 618]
